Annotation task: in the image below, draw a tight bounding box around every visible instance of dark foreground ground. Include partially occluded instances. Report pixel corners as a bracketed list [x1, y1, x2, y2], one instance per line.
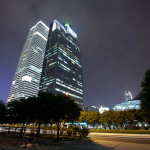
[0, 133, 150, 150]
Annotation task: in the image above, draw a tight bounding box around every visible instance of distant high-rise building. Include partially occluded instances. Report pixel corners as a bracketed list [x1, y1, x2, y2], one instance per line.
[124, 91, 133, 101]
[40, 20, 84, 106]
[7, 21, 49, 102]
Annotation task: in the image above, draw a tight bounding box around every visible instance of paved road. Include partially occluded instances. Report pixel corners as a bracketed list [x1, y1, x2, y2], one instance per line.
[89, 133, 150, 144]
[88, 133, 150, 150]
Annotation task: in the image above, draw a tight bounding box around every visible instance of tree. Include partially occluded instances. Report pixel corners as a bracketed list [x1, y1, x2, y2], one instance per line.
[7, 97, 37, 136]
[7, 93, 81, 140]
[52, 95, 81, 141]
[100, 111, 115, 129]
[125, 109, 137, 129]
[7, 92, 55, 137]
[140, 69, 150, 123]
[86, 111, 100, 127]
[7, 99, 25, 124]
[0, 101, 7, 124]
[114, 111, 127, 129]
[35, 92, 55, 137]
[78, 111, 88, 122]
[78, 111, 100, 127]
[7, 97, 37, 123]
[78, 111, 88, 123]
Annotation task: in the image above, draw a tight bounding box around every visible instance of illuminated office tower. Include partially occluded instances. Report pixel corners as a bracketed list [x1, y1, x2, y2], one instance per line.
[40, 20, 84, 106]
[7, 21, 49, 102]
[124, 91, 133, 101]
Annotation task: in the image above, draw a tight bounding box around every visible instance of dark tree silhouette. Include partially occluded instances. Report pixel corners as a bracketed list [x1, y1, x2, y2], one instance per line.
[141, 69, 150, 123]
[6, 93, 81, 140]
[0, 101, 7, 124]
[52, 95, 81, 141]
[35, 92, 55, 137]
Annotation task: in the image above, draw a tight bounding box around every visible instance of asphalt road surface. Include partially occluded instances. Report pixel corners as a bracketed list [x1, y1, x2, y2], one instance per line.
[88, 133, 150, 150]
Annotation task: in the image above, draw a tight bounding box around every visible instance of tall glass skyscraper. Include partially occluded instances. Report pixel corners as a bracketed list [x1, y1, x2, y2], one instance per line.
[7, 21, 49, 102]
[40, 20, 84, 106]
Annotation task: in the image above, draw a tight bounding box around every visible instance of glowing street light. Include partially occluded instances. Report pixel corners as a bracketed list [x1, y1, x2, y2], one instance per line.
[65, 92, 69, 96]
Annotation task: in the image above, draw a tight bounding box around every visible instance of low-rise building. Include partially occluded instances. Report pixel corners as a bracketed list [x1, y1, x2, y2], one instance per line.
[99, 106, 109, 114]
[113, 100, 141, 111]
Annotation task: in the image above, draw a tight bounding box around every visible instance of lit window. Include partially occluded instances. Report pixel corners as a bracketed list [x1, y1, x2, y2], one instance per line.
[22, 76, 32, 82]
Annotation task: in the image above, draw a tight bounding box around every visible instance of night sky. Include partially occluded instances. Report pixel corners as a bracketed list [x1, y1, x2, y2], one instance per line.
[0, 0, 150, 109]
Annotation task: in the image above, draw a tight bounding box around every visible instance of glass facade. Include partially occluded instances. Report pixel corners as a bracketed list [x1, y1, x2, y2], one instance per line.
[40, 20, 84, 106]
[113, 100, 141, 111]
[7, 21, 49, 102]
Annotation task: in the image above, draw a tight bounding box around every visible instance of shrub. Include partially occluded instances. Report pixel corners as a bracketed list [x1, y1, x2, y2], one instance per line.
[79, 127, 89, 138]
[30, 129, 36, 137]
[67, 128, 72, 137]
[73, 126, 79, 137]
[98, 127, 104, 130]
[144, 126, 149, 130]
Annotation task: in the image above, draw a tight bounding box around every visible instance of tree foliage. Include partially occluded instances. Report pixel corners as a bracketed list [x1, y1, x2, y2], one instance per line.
[100, 110, 115, 129]
[140, 69, 150, 123]
[78, 111, 100, 127]
[78, 110, 145, 130]
[51, 94, 81, 140]
[78, 111, 88, 123]
[87, 111, 100, 126]
[0, 101, 7, 123]
[6, 92, 81, 140]
[114, 111, 127, 129]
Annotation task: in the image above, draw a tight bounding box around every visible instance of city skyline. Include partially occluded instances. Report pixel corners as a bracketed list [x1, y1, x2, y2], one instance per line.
[1, 0, 150, 108]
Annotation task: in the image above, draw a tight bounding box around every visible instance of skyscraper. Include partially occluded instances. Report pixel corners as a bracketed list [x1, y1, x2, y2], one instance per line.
[40, 20, 84, 106]
[7, 21, 49, 102]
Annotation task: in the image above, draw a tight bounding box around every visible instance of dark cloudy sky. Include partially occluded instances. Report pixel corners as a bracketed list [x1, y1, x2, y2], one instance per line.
[0, 0, 150, 108]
